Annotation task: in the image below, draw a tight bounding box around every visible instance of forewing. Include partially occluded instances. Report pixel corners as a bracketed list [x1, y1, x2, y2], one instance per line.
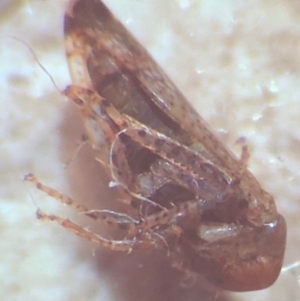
[64, 0, 239, 175]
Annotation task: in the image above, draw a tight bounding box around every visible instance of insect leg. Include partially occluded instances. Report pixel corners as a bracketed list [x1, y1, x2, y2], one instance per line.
[43, 86, 166, 213]
[117, 123, 229, 193]
[129, 176, 242, 237]
[106, 128, 168, 211]
[36, 209, 138, 252]
[64, 85, 224, 200]
[128, 200, 199, 236]
[63, 85, 130, 171]
[24, 173, 137, 230]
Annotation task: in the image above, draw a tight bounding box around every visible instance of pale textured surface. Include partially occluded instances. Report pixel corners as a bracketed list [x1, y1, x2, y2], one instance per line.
[1, 1, 300, 301]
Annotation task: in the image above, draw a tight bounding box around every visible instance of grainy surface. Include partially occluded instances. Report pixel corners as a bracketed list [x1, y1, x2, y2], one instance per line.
[1, 1, 300, 301]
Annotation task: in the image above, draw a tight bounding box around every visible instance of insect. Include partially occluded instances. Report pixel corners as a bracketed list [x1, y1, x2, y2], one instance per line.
[25, 0, 286, 292]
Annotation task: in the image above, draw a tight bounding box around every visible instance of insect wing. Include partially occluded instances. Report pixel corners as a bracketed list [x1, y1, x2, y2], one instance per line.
[64, 0, 239, 173]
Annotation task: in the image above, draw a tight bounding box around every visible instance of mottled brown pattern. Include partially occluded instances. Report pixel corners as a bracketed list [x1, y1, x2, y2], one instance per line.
[25, 0, 286, 293]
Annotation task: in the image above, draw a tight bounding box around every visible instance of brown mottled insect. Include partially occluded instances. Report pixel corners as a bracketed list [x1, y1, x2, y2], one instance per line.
[25, 0, 286, 292]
